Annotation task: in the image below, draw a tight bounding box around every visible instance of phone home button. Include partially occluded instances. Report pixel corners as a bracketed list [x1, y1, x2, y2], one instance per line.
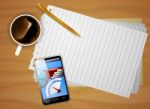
[52, 98, 58, 102]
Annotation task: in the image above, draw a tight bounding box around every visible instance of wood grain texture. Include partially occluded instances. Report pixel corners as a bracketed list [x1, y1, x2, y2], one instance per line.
[0, 0, 150, 109]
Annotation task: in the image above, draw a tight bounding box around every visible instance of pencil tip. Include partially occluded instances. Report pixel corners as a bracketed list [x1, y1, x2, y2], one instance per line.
[75, 33, 81, 37]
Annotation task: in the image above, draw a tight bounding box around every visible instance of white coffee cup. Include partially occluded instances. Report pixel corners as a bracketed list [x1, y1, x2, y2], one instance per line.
[10, 14, 42, 56]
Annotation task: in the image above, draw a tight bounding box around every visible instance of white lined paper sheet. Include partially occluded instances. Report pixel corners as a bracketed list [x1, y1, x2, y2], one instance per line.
[29, 5, 148, 97]
[31, 18, 145, 94]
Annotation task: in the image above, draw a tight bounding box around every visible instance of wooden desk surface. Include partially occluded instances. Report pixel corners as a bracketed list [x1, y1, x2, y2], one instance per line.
[0, 0, 150, 109]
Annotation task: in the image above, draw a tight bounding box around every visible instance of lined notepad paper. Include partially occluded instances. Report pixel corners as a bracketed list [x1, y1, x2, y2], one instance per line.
[29, 5, 148, 97]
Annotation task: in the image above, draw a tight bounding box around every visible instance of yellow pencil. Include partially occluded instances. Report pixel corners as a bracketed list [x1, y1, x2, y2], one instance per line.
[36, 2, 80, 37]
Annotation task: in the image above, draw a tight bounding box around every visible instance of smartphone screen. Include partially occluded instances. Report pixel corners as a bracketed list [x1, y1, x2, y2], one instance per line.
[35, 56, 69, 105]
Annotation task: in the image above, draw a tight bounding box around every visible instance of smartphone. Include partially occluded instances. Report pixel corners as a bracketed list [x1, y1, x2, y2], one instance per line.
[34, 56, 69, 105]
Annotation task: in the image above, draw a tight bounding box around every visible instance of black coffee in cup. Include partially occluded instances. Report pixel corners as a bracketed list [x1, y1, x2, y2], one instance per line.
[10, 15, 40, 44]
